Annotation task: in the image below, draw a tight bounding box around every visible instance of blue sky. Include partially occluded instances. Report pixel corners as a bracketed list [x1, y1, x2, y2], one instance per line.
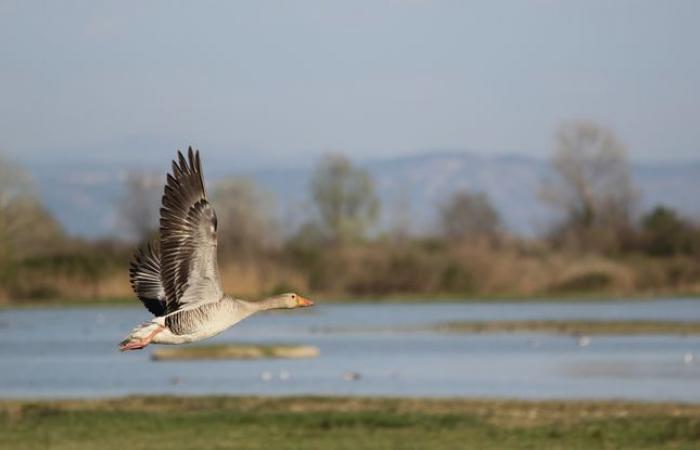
[1, 1, 698, 169]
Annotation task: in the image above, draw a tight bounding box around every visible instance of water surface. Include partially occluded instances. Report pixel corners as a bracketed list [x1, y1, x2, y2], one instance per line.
[1, 299, 699, 402]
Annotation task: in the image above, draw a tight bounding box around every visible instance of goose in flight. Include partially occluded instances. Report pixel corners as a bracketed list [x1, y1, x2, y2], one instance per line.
[119, 148, 313, 351]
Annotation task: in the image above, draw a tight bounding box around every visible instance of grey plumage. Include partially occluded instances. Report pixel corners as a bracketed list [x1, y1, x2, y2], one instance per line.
[165, 298, 238, 335]
[159, 147, 223, 316]
[120, 148, 313, 350]
[127, 147, 225, 334]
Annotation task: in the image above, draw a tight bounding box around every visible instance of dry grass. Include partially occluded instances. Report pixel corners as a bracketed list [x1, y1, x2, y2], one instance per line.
[219, 261, 310, 298]
[3, 239, 700, 304]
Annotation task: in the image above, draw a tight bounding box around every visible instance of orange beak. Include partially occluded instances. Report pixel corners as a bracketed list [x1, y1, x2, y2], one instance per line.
[296, 296, 314, 307]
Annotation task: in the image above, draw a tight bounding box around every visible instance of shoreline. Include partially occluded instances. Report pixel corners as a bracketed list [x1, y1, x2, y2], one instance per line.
[2, 292, 699, 310]
[3, 394, 700, 412]
[3, 393, 700, 406]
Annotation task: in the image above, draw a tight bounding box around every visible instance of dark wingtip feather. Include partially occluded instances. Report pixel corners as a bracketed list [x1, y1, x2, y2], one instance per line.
[128, 241, 167, 317]
[180, 151, 188, 170]
[172, 160, 182, 178]
[194, 149, 202, 174]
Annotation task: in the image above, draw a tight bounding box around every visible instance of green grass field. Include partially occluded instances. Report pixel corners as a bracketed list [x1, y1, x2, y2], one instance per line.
[2, 396, 700, 450]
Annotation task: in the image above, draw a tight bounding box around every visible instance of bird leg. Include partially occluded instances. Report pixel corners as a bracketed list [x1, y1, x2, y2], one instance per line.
[119, 324, 165, 351]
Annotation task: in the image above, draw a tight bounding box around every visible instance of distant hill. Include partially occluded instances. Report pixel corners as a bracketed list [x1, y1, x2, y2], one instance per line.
[26, 152, 700, 239]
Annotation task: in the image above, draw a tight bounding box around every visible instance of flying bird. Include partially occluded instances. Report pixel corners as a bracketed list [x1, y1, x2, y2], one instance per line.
[119, 148, 313, 351]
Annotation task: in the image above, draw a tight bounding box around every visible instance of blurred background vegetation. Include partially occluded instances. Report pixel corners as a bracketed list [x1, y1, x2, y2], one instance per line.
[1, 120, 699, 304]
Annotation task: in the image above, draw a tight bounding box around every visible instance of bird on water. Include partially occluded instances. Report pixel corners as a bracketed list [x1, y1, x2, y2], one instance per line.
[119, 148, 313, 351]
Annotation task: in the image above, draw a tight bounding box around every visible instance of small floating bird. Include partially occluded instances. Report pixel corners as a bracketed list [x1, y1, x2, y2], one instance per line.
[577, 335, 591, 348]
[119, 148, 314, 351]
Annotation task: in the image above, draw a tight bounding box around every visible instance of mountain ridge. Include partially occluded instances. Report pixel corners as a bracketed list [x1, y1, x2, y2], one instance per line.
[23, 151, 700, 239]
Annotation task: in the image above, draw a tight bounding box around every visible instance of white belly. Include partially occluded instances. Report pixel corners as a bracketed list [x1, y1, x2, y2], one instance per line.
[152, 314, 248, 345]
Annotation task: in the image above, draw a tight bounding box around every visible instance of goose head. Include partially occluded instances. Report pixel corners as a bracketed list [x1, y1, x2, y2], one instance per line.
[286, 292, 314, 308]
[258, 292, 314, 310]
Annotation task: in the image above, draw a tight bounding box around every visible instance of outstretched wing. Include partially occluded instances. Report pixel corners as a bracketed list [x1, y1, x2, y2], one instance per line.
[159, 147, 223, 314]
[128, 241, 166, 316]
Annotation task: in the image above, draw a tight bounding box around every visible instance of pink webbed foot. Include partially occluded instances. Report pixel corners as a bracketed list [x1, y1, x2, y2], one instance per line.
[119, 324, 165, 352]
[119, 340, 148, 351]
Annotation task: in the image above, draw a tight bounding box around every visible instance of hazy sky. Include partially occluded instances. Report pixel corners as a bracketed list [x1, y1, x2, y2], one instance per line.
[1, 1, 698, 168]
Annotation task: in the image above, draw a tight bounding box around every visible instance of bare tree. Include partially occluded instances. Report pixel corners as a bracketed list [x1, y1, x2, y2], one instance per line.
[0, 154, 62, 265]
[211, 178, 278, 261]
[118, 172, 162, 243]
[0, 155, 33, 209]
[541, 121, 638, 250]
[387, 189, 412, 244]
[439, 190, 500, 241]
[310, 154, 380, 244]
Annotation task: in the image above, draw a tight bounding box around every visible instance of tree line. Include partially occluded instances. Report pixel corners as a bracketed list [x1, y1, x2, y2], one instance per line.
[1, 120, 699, 302]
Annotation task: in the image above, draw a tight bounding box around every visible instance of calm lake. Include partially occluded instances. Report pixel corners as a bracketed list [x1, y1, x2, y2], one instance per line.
[1, 299, 700, 402]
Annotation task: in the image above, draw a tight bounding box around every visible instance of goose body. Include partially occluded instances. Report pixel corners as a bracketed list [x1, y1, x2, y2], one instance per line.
[119, 148, 313, 351]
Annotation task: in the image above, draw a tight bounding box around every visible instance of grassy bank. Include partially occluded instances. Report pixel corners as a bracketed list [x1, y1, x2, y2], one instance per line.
[432, 320, 700, 336]
[1, 396, 700, 449]
[2, 291, 700, 310]
[319, 319, 700, 337]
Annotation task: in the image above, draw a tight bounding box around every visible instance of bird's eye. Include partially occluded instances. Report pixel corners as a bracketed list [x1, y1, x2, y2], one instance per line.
[291, 294, 296, 299]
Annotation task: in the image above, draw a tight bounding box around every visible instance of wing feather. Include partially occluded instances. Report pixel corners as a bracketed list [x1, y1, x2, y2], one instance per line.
[128, 241, 166, 317]
[159, 147, 222, 314]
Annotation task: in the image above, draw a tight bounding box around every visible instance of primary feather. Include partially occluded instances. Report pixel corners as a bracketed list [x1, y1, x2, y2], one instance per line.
[159, 147, 223, 314]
